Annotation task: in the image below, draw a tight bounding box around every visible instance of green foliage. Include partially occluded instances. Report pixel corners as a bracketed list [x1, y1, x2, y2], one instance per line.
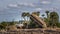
[0, 21, 16, 30]
[1, 21, 8, 26]
[42, 14, 45, 17]
[0, 24, 5, 29]
[49, 12, 59, 27]
[22, 12, 30, 18]
[44, 18, 49, 27]
[22, 12, 30, 22]
[22, 12, 27, 21]
[29, 21, 36, 28]
[44, 11, 60, 27]
[0, 21, 7, 29]
[56, 23, 60, 28]
[8, 21, 15, 26]
[45, 10, 49, 18]
[45, 11, 50, 27]
[22, 12, 27, 17]
[21, 11, 60, 28]
[21, 12, 30, 28]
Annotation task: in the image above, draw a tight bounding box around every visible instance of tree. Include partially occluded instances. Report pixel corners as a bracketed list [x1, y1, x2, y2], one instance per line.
[9, 21, 15, 26]
[22, 12, 27, 23]
[0, 24, 5, 29]
[44, 17, 49, 27]
[22, 12, 30, 28]
[26, 12, 30, 21]
[41, 14, 45, 18]
[25, 12, 30, 28]
[45, 10, 49, 18]
[45, 11, 50, 27]
[50, 11, 59, 27]
[0, 21, 8, 29]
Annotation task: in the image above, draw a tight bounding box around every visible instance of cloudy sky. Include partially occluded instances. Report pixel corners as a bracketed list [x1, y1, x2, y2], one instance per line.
[0, 0, 60, 22]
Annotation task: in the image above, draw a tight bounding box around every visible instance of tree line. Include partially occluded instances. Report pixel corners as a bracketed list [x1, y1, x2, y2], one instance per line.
[0, 10, 60, 30]
[21, 11, 60, 28]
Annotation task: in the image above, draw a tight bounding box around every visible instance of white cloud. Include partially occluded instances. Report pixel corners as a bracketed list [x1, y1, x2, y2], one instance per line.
[19, 3, 35, 7]
[35, 8, 42, 11]
[7, 3, 35, 9]
[8, 4, 18, 8]
[49, 7, 59, 11]
[41, 1, 51, 4]
[22, 11, 29, 12]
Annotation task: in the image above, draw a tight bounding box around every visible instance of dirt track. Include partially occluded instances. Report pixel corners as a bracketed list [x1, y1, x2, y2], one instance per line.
[0, 28, 60, 34]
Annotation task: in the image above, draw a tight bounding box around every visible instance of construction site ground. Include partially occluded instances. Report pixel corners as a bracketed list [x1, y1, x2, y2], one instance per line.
[0, 28, 60, 34]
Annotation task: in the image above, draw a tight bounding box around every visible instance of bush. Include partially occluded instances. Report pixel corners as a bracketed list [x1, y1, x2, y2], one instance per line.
[56, 23, 60, 28]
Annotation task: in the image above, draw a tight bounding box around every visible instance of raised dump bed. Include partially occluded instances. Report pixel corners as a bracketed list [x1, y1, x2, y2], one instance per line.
[30, 14, 47, 28]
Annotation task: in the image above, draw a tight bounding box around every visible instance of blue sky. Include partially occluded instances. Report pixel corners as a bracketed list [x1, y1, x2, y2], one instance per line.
[0, 0, 60, 22]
